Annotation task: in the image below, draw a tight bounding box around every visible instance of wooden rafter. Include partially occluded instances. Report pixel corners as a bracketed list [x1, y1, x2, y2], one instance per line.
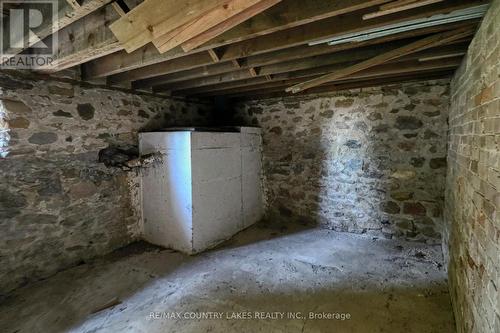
[363, 0, 444, 20]
[172, 47, 467, 96]
[1, 0, 114, 63]
[150, 39, 469, 93]
[129, 21, 474, 89]
[286, 27, 474, 93]
[227, 70, 456, 100]
[181, 0, 282, 52]
[81, 0, 400, 78]
[83, 0, 484, 80]
[13, 0, 485, 98]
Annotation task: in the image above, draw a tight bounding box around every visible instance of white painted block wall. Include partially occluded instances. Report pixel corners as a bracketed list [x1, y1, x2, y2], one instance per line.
[139, 128, 263, 254]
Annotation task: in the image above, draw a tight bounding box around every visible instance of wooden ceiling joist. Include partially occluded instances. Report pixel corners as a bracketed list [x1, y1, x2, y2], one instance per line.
[2, 0, 114, 64]
[151, 40, 469, 93]
[130, 21, 474, 89]
[81, 0, 399, 78]
[214, 65, 458, 98]
[83, 0, 484, 81]
[226, 70, 456, 100]
[286, 26, 474, 93]
[18, 0, 486, 99]
[180, 0, 282, 52]
[173, 48, 466, 97]
[152, 0, 279, 54]
[189, 65, 459, 98]
[175, 56, 462, 98]
[363, 0, 445, 20]
[36, 0, 145, 73]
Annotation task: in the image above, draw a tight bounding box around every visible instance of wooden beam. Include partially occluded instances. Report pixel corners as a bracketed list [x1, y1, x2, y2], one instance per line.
[227, 71, 455, 100]
[286, 27, 474, 93]
[81, 0, 395, 77]
[131, 20, 474, 88]
[232, 59, 242, 68]
[419, 51, 466, 61]
[109, 0, 230, 53]
[216, 66, 457, 98]
[106, 52, 215, 85]
[152, 41, 469, 92]
[153, 0, 270, 53]
[111, 1, 127, 16]
[160, 0, 480, 79]
[178, 57, 462, 96]
[2, 0, 114, 63]
[181, 0, 282, 52]
[363, 0, 444, 20]
[66, 0, 81, 10]
[380, 0, 421, 11]
[207, 49, 221, 63]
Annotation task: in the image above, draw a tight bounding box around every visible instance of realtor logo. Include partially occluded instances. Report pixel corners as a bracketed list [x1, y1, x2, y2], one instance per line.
[0, 0, 58, 69]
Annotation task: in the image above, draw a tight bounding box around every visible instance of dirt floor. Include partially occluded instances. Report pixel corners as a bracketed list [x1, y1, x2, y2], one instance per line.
[0, 222, 455, 332]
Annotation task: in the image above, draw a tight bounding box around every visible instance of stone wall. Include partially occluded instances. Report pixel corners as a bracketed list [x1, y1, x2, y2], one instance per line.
[444, 0, 500, 332]
[0, 72, 211, 294]
[234, 80, 450, 243]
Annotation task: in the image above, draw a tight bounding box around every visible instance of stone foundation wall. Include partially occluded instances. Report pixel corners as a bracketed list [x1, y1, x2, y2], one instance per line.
[444, 1, 500, 332]
[234, 80, 450, 242]
[0, 72, 211, 294]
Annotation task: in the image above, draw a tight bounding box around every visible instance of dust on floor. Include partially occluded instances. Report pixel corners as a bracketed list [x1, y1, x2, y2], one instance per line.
[0, 222, 455, 333]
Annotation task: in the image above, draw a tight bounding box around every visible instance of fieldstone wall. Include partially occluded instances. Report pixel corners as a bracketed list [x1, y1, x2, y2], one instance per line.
[444, 1, 500, 332]
[234, 80, 450, 243]
[0, 72, 211, 294]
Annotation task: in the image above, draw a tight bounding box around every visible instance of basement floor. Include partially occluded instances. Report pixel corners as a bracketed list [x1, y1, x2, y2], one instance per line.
[0, 222, 455, 333]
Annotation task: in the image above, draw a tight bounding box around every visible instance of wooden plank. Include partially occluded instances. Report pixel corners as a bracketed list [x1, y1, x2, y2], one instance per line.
[286, 27, 474, 93]
[106, 51, 215, 84]
[363, 0, 444, 20]
[2, 0, 114, 63]
[66, 0, 81, 10]
[111, 2, 126, 16]
[153, 0, 266, 53]
[207, 65, 457, 98]
[131, 20, 474, 88]
[36, 2, 124, 72]
[82, 0, 395, 77]
[380, 0, 421, 11]
[203, 0, 393, 48]
[84, 0, 483, 79]
[207, 49, 221, 63]
[176, 56, 462, 96]
[232, 59, 242, 68]
[249, 68, 258, 77]
[119, 0, 481, 79]
[181, 0, 282, 52]
[109, 0, 230, 53]
[151, 40, 469, 92]
[227, 71, 455, 100]
[419, 51, 466, 61]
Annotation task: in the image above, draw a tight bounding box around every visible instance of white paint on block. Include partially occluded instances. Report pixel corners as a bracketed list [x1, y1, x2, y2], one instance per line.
[139, 128, 263, 254]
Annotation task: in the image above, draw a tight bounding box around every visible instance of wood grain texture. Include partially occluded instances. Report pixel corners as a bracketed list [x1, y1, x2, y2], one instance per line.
[286, 27, 474, 93]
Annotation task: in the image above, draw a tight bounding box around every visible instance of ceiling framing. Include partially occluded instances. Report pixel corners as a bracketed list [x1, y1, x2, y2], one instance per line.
[2, 0, 490, 100]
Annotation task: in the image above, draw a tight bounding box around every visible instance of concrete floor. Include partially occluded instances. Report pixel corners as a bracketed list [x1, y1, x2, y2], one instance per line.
[0, 222, 455, 333]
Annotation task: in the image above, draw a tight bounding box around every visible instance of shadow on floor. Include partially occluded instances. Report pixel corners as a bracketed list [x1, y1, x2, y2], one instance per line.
[0, 224, 454, 333]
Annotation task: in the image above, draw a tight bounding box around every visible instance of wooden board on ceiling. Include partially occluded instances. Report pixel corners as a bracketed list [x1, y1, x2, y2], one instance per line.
[152, 0, 265, 53]
[109, 0, 231, 52]
[180, 0, 282, 52]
